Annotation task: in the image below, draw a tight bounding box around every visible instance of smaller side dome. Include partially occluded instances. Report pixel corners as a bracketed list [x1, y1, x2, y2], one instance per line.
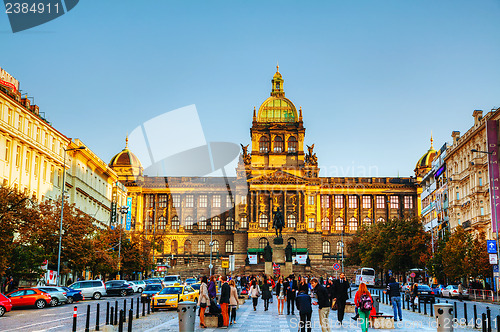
[109, 137, 143, 182]
[415, 136, 437, 177]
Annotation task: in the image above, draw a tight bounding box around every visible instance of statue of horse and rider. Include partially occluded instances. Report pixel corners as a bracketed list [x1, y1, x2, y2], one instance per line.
[273, 207, 284, 238]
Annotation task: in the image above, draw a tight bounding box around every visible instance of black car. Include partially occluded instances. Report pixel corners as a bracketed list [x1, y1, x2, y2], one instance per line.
[60, 287, 83, 303]
[411, 285, 436, 304]
[104, 280, 134, 297]
[141, 284, 163, 303]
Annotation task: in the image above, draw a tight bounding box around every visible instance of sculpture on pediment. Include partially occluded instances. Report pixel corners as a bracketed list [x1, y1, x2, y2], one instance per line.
[240, 143, 251, 165]
[305, 144, 318, 166]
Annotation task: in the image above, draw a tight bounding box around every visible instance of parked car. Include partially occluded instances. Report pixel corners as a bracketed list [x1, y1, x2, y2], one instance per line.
[141, 284, 163, 303]
[184, 278, 197, 285]
[145, 278, 162, 285]
[430, 284, 445, 297]
[190, 282, 201, 292]
[6, 288, 52, 309]
[151, 285, 197, 310]
[406, 285, 436, 304]
[162, 275, 182, 287]
[0, 293, 13, 316]
[69, 280, 107, 300]
[35, 286, 68, 306]
[129, 280, 146, 293]
[104, 280, 134, 297]
[60, 287, 84, 303]
[441, 285, 469, 299]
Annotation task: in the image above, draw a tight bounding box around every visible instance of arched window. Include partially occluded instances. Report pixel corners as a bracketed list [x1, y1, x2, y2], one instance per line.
[259, 136, 269, 153]
[274, 136, 283, 153]
[322, 217, 330, 231]
[336, 241, 344, 254]
[211, 240, 219, 253]
[289, 237, 297, 250]
[225, 240, 234, 253]
[322, 241, 331, 254]
[349, 217, 358, 232]
[171, 216, 180, 230]
[184, 240, 192, 254]
[287, 214, 296, 228]
[198, 240, 206, 253]
[185, 216, 194, 230]
[377, 217, 385, 223]
[259, 237, 268, 249]
[158, 240, 164, 253]
[288, 136, 297, 153]
[259, 214, 268, 228]
[158, 216, 166, 230]
[198, 217, 206, 230]
[335, 217, 343, 232]
[226, 217, 235, 230]
[363, 217, 372, 226]
[171, 240, 178, 255]
[212, 217, 221, 230]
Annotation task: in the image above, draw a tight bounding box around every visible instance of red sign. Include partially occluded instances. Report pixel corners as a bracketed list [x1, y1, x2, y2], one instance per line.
[333, 263, 341, 271]
[410, 272, 416, 278]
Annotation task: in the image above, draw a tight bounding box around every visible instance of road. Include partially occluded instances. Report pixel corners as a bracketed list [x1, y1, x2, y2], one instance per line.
[1, 293, 177, 332]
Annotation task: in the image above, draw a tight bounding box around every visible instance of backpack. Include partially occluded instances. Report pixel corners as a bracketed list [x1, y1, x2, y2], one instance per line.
[359, 294, 373, 311]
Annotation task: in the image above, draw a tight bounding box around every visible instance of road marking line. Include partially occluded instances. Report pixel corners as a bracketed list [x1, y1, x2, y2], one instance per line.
[3, 314, 87, 332]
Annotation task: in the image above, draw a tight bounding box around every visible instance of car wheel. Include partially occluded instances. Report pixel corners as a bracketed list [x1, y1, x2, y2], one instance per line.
[138, 288, 143, 293]
[50, 298, 59, 307]
[67, 296, 74, 304]
[120, 290, 127, 297]
[93, 292, 102, 300]
[0, 306, 5, 317]
[35, 299, 46, 309]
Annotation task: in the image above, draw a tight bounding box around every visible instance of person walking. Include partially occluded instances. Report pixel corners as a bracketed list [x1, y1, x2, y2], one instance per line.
[411, 283, 418, 309]
[458, 282, 464, 302]
[261, 275, 272, 311]
[286, 275, 298, 315]
[249, 279, 261, 311]
[325, 278, 334, 307]
[296, 289, 312, 332]
[275, 276, 285, 315]
[208, 275, 217, 300]
[333, 272, 350, 324]
[311, 278, 331, 332]
[384, 277, 402, 321]
[219, 276, 230, 328]
[299, 277, 309, 294]
[228, 279, 239, 325]
[355, 283, 374, 332]
[197, 276, 209, 328]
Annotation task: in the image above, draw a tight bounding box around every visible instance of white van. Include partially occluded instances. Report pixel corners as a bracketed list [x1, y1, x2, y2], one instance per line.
[162, 275, 182, 287]
[69, 280, 107, 300]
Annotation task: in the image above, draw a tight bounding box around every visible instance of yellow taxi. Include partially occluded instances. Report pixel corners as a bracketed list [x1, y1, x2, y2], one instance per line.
[151, 284, 198, 310]
[190, 282, 201, 297]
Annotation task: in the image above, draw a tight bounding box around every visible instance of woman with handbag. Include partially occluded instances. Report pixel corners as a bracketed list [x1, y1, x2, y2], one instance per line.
[198, 276, 209, 328]
[261, 275, 272, 311]
[249, 279, 261, 311]
[275, 276, 285, 315]
[229, 279, 239, 325]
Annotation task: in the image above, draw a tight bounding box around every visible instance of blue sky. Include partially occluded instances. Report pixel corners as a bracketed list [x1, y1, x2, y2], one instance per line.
[1, 0, 499, 177]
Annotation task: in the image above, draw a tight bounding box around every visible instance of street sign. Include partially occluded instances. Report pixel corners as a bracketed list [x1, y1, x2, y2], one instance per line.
[333, 263, 341, 271]
[208, 264, 213, 269]
[222, 261, 229, 269]
[410, 272, 416, 278]
[488, 240, 497, 254]
[489, 254, 498, 265]
[494, 265, 499, 273]
[388, 270, 393, 277]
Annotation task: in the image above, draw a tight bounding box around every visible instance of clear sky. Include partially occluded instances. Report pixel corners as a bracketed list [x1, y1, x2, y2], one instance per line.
[1, 0, 499, 177]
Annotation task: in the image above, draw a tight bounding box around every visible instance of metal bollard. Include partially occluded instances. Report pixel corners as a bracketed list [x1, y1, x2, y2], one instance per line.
[131, 297, 133, 311]
[437, 298, 440, 303]
[454, 301, 457, 319]
[118, 309, 124, 332]
[115, 300, 118, 325]
[110, 307, 114, 325]
[106, 302, 110, 325]
[423, 299, 427, 316]
[487, 307, 492, 332]
[418, 297, 421, 313]
[496, 315, 500, 332]
[474, 304, 478, 329]
[147, 300, 150, 314]
[96, 303, 100, 331]
[483, 313, 487, 332]
[72, 306, 78, 332]
[128, 309, 133, 332]
[430, 300, 433, 316]
[464, 302, 467, 323]
[85, 304, 90, 332]
[142, 300, 145, 316]
[136, 299, 140, 319]
[124, 299, 127, 323]
[402, 295, 405, 310]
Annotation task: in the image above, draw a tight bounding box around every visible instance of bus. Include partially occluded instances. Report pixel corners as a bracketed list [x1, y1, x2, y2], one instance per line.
[355, 267, 376, 286]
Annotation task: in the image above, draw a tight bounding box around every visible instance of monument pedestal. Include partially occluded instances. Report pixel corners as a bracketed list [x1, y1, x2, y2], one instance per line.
[282, 262, 293, 278]
[273, 244, 286, 264]
[265, 261, 273, 276]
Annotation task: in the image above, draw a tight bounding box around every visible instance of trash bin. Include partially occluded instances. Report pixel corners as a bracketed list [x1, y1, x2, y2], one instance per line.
[434, 303, 454, 332]
[371, 294, 380, 314]
[177, 301, 197, 332]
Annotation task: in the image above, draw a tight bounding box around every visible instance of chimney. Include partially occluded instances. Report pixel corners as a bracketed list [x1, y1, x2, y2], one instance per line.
[21, 96, 30, 109]
[451, 131, 460, 146]
[473, 110, 483, 126]
[30, 105, 39, 115]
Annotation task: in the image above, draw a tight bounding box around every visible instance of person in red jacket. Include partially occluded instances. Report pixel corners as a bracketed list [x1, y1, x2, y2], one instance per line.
[354, 283, 376, 332]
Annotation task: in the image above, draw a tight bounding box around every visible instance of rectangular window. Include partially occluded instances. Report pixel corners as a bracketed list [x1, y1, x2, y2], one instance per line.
[456, 192, 460, 200]
[44, 133, 48, 147]
[36, 127, 40, 142]
[199, 194, 207, 207]
[376, 196, 385, 209]
[185, 194, 194, 207]
[43, 161, 47, 181]
[348, 196, 358, 208]
[308, 195, 315, 205]
[240, 195, 247, 205]
[7, 109, 12, 126]
[213, 195, 221, 208]
[362, 196, 371, 209]
[240, 217, 248, 228]
[51, 138, 55, 152]
[390, 196, 399, 209]
[50, 165, 54, 184]
[172, 194, 181, 208]
[404, 196, 413, 209]
[308, 217, 315, 229]
[321, 195, 330, 208]
[27, 122, 31, 137]
[479, 178, 483, 186]
[158, 194, 168, 208]
[5, 140, 10, 162]
[34, 156, 39, 176]
[481, 207, 484, 216]
[15, 146, 21, 167]
[226, 195, 232, 208]
[17, 115, 22, 131]
[24, 150, 30, 171]
[334, 195, 344, 208]
[57, 169, 62, 187]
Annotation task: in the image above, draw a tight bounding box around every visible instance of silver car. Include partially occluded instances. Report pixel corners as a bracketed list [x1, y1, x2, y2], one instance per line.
[36, 286, 68, 306]
[69, 280, 107, 300]
[129, 280, 146, 293]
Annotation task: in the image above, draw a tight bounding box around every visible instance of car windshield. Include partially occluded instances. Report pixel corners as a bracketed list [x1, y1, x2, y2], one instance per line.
[191, 284, 200, 290]
[449, 285, 458, 289]
[145, 285, 162, 292]
[159, 287, 182, 295]
[164, 276, 178, 282]
[418, 285, 432, 291]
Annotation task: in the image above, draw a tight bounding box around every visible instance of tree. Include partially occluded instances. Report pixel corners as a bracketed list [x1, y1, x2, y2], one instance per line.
[442, 227, 470, 281]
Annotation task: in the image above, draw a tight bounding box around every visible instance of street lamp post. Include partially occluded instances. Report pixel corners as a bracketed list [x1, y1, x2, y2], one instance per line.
[207, 220, 214, 276]
[57, 146, 85, 286]
[118, 206, 129, 280]
[472, 148, 500, 299]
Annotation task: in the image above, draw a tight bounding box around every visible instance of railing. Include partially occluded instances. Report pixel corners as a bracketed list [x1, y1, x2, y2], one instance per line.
[468, 288, 494, 301]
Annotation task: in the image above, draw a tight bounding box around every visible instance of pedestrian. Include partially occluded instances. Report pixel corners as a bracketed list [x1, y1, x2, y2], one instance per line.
[228, 279, 238, 325]
[458, 282, 464, 302]
[299, 277, 309, 294]
[311, 278, 331, 332]
[198, 276, 209, 328]
[384, 277, 402, 321]
[411, 283, 418, 309]
[333, 272, 350, 324]
[275, 276, 285, 315]
[208, 275, 217, 300]
[219, 276, 230, 328]
[296, 289, 312, 332]
[261, 275, 272, 311]
[249, 279, 261, 311]
[326, 278, 334, 307]
[355, 282, 374, 332]
[286, 275, 298, 315]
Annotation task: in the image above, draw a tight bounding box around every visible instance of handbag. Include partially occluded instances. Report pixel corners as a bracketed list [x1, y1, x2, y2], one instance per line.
[413, 296, 418, 306]
[331, 299, 338, 310]
[200, 302, 207, 308]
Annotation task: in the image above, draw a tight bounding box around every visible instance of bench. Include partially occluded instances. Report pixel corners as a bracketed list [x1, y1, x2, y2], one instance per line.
[204, 314, 220, 328]
[345, 301, 356, 313]
[370, 314, 394, 329]
[238, 297, 246, 305]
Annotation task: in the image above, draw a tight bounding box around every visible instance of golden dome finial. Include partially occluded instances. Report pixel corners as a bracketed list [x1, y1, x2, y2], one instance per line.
[125, 135, 129, 149]
[276, 61, 279, 73]
[430, 132, 433, 149]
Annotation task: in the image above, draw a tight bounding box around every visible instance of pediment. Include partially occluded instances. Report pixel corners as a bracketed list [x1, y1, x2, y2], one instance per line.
[249, 170, 308, 184]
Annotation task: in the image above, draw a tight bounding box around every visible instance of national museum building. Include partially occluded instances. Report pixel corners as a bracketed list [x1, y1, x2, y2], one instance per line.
[109, 68, 419, 276]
